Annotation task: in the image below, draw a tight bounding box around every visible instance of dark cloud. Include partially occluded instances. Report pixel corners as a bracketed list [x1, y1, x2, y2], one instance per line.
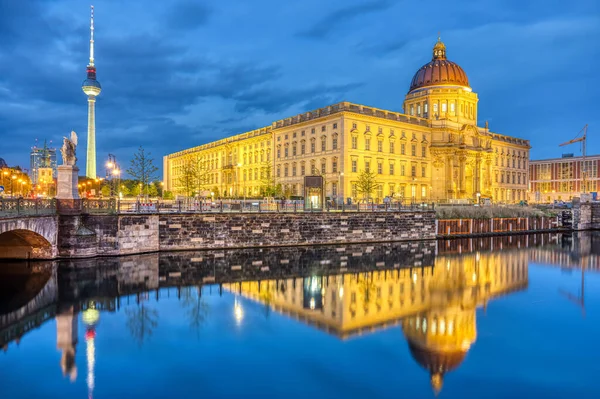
[165, 0, 213, 30]
[0, 0, 598, 171]
[355, 39, 411, 57]
[297, 0, 392, 39]
[233, 82, 363, 114]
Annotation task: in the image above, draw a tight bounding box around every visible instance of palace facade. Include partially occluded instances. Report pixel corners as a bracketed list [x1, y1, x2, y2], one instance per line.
[164, 38, 530, 203]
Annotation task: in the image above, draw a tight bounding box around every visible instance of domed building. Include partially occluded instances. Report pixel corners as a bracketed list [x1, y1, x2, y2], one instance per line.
[164, 38, 530, 204]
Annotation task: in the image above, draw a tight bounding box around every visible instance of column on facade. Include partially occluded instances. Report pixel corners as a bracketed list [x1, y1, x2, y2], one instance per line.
[485, 159, 492, 195]
[458, 155, 466, 195]
[446, 155, 454, 199]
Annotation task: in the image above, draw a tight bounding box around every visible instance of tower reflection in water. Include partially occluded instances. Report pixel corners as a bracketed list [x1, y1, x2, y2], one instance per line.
[4, 233, 597, 395]
[223, 247, 528, 394]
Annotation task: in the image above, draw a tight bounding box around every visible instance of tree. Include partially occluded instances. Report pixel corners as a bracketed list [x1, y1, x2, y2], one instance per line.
[357, 169, 377, 201]
[126, 146, 158, 197]
[260, 162, 280, 197]
[125, 302, 158, 346]
[178, 158, 197, 197]
[100, 185, 111, 197]
[181, 286, 209, 337]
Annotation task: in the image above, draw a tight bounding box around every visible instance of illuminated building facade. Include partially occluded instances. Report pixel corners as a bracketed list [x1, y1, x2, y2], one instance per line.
[224, 248, 528, 394]
[529, 154, 600, 203]
[30, 141, 57, 185]
[164, 38, 529, 203]
[82, 6, 101, 179]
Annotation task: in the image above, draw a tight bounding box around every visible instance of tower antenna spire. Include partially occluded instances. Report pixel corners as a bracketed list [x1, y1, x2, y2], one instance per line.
[89, 5, 95, 66]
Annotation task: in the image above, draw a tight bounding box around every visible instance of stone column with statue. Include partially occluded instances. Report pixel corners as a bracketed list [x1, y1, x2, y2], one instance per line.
[57, 131, 80, 200]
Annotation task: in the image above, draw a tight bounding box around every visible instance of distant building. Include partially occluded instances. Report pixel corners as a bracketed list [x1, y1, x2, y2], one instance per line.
[30, 141, 57, 185]
[529, 154, 600, 203]
[0, 158, 7, 168]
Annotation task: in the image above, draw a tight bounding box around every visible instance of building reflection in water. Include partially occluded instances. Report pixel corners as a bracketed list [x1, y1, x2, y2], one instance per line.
[1, 232, 599, 395]
[223, 247, 529, 394]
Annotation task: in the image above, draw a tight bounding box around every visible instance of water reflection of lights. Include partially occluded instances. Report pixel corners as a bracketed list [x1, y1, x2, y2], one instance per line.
[310, 276, 319, 292]
[339, 286, 344, 298]
[412, 273, 418, 283]
[83, 302, 98, 399]
[234, 298, 244, 324]
[309, 297, 316, 310]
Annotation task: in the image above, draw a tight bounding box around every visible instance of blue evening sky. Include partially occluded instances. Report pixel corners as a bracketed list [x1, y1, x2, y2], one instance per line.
[0, 0, 598, 175]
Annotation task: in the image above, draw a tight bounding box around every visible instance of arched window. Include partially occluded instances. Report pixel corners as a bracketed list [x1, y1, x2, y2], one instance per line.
[292, 142, 297, 156]
[321, 136, 327, 152]
[301, 140, 306, 154]
[332, 157, 338, 173]
[332, 134, 338, 150]
[310, 138, 316, 153]
[321, 158, 326, 174]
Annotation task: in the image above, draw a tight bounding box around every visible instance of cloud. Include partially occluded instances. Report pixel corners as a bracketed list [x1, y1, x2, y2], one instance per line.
[165, 0, 213, 31]
[297, 0, 392, 39]
[233, 82, 363, 114]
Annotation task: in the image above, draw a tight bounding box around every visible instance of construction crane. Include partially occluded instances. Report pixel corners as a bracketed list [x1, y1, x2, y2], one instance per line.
[559, 124, 588, 193]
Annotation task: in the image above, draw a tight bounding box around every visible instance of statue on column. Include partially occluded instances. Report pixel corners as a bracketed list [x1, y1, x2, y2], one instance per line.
[60, 131, 78, 166]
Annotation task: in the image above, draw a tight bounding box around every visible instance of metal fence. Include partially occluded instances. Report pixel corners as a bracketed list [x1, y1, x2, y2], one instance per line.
[0, 198, 57, 217]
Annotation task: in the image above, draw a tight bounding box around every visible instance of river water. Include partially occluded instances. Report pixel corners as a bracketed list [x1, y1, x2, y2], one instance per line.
[1, 232, 599, 399]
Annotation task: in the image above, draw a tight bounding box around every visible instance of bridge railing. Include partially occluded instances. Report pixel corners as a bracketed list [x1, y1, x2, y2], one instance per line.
[116, 199, 435, 214]
[0, 198, 57, 217]
[82, 198, 117, 215]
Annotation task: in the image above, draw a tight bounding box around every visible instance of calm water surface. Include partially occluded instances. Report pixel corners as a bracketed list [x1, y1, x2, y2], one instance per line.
[1, 233, 600, 399]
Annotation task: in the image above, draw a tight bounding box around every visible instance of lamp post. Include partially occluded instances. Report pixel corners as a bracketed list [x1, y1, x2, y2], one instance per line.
[338, 171, 344, 206]
[106, 155, 119, 197]
[2, 170, 8, 192]
[236, 163, 242, 199]
[11, 175, 17, 198]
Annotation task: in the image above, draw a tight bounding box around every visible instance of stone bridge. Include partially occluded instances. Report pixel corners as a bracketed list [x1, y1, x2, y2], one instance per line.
[0, 216, 58, 259]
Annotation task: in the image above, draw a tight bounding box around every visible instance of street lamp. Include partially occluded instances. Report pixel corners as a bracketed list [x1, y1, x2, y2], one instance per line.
[11, 175, 17, 198]
[236, 163, 243, 200]
[338, 171, 344, 206]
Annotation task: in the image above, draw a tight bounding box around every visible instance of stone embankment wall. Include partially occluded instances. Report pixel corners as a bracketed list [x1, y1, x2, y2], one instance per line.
[576, 203, 600, 230]
[157, 211, 436, 251]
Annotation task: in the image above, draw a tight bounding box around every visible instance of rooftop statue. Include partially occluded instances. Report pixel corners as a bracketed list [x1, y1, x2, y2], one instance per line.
[60, 131, 78, 166]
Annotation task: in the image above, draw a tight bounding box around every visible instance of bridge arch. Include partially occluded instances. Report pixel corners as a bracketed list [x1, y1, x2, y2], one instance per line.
[0, 230, 54, 259]
[0, 216, 57, 259]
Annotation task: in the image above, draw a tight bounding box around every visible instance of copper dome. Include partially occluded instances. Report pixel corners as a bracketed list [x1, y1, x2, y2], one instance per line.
[408, 38, 469, 93]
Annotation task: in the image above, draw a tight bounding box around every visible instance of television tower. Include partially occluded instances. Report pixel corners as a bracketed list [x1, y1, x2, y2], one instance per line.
[82, 5, 101, 178]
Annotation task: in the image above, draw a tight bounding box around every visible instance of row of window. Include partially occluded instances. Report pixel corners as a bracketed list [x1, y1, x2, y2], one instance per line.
[277, 123, 339, 142]
[277, 135, 339, 158]
[495, 155, 527, 170]
[352, 159, 427, 178]
[351, 137, 427, 157]
[495, 171, 527, 185]
[408, 100, 475, 119]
